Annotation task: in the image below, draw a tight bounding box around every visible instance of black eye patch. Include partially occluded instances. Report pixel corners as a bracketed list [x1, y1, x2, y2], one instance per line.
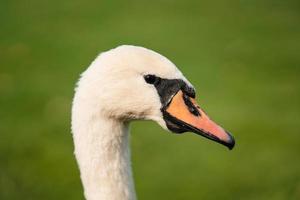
[144, 74, 196, 109]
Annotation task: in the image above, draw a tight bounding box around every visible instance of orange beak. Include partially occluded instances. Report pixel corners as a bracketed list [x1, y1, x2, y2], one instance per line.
[162, 90, 235, 150]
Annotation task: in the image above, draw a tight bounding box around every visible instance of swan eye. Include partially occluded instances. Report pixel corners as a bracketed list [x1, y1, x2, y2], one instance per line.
[144, 74, 156, 84]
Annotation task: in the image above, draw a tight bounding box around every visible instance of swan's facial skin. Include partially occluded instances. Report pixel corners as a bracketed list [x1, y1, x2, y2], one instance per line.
[75, 45, 234, 149]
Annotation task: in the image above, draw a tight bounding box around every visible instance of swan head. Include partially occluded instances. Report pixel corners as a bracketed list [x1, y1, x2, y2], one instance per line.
[74, 45, 235, 149]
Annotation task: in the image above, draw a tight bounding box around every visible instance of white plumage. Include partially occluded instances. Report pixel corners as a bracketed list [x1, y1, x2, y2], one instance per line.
[72, 45, 191, 200]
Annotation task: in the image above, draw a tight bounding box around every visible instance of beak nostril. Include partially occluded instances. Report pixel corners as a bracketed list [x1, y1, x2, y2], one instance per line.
[182, 93, 201, 117]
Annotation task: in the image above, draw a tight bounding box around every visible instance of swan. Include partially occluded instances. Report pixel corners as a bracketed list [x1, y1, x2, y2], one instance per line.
[71, 45, 235, 200]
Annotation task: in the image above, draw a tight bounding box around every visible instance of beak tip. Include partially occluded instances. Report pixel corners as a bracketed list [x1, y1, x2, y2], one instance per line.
[226, 132, 235, 150]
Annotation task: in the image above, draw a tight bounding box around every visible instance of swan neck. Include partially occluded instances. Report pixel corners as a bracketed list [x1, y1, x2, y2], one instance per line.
[73, 116, 136, 200]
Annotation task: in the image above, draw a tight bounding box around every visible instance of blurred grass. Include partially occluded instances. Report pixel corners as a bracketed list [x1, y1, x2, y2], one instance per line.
[0, 0, 300, 199]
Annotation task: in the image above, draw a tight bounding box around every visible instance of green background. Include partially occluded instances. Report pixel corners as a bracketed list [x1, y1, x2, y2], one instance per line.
[1, 0, 299, 199]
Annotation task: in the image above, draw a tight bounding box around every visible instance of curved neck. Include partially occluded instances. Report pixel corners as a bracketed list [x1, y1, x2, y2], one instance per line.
[72, 115, 136, 200]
